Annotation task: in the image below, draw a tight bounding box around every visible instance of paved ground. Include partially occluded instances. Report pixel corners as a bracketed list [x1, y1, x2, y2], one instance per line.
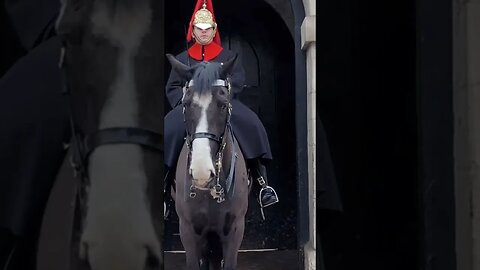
[164, 250, 299, 270]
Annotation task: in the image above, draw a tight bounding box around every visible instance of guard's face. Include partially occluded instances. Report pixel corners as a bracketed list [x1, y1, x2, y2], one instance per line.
[193, 26, 215, 45]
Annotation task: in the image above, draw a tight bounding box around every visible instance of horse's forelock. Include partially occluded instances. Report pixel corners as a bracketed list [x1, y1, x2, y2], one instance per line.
[191, 62, 222, 95]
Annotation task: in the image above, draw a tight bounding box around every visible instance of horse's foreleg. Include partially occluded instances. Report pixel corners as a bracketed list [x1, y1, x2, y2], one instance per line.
[221, 219, 245, 270]
[179, 220, 201, 270]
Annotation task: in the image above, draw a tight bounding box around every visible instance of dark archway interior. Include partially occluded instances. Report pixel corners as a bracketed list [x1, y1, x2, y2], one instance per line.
[165, 0, 297, 251]
[317, 0, 418, 269]
[0, 7, 24, 76]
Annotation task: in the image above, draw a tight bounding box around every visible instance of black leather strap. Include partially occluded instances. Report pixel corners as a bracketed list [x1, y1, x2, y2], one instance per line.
[225, 125, 237, 199]
[84, 127, 163, 158]
[190, 132, 222, 144]
[186, 79, 229, 88]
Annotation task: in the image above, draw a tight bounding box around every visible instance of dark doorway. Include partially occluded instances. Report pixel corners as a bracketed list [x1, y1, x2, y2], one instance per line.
[165, 0, 297, 252]
[316, 1, 418, 270]
[0, 6, 24, 76]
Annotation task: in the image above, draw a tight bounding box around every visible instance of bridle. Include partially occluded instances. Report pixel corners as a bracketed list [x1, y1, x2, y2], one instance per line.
[182, 78, 237, 203]
[58, 45, 164, 189]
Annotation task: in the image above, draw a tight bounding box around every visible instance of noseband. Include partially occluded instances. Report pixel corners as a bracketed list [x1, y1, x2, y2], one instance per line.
[182, 78, 235, 203]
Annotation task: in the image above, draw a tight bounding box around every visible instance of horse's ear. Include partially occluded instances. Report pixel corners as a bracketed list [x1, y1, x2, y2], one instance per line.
[220, 54, 238, 78]
[166, 54, 193, 80]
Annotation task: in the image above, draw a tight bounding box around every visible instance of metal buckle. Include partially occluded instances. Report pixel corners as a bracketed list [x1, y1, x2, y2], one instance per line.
[189, 185, 196, 198]
[210, 184, 225, 203]
[257, 176, 266, 186]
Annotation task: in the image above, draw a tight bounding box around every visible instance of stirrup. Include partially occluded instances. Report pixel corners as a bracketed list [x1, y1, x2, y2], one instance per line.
[258, 186, 279, 220]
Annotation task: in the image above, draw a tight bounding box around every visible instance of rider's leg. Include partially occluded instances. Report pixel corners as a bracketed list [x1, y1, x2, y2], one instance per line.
[229, 100, 279, 210]
[248, 158, 279, 208]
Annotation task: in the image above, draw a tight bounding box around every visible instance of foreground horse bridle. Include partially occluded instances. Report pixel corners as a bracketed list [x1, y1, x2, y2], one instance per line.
[58, 45, 164, 187]
[182, 78, 237, 203]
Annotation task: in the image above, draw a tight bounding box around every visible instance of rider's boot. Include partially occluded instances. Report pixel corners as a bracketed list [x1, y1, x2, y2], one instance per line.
[250, 159, 279, 218]
[163, 169, 175, 220]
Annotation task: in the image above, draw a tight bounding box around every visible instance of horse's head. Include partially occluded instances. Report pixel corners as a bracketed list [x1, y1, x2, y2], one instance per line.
[167, 54, 237, 188]
[56, 0, 163, 269]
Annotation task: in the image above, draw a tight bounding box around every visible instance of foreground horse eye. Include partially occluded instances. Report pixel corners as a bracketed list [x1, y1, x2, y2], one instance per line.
[217, 88, 228, 96]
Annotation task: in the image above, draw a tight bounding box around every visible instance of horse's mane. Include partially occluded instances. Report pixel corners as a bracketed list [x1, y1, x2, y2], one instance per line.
[191, 62, 223, 95]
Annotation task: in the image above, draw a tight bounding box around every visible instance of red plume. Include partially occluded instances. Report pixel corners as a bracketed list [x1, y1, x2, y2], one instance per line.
[186, 0, 221, 45]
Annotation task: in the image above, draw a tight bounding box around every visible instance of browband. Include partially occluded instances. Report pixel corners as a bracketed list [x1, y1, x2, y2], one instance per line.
[186, 79, 229, 88]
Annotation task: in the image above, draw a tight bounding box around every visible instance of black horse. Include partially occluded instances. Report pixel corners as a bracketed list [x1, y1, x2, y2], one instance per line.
[166, 54, 250, 270]
[36, 0, 164, 269]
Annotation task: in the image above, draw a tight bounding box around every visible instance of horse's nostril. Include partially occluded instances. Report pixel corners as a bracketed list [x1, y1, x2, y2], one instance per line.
[210, 171, 215, 179]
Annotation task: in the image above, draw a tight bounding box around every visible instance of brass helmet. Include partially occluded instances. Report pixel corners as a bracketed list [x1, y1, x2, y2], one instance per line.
[193, 2, 217, 30]
[187, 0, 221, 45]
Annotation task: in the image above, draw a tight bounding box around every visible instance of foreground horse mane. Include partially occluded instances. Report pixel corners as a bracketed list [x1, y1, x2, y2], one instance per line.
[191, 62, 223, 95]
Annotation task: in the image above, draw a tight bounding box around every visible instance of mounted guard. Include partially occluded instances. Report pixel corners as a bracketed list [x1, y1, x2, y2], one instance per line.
[164, 0, 279, 218]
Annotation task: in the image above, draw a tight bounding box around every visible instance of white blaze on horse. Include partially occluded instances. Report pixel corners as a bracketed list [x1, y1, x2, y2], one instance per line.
[189, 91, 216, 186]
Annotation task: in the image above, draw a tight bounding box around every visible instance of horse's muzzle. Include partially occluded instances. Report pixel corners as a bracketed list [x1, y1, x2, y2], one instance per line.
[191, 170, 216, 190]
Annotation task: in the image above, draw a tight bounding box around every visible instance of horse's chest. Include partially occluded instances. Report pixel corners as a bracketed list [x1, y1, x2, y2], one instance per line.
[183, 197, 233, 224]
